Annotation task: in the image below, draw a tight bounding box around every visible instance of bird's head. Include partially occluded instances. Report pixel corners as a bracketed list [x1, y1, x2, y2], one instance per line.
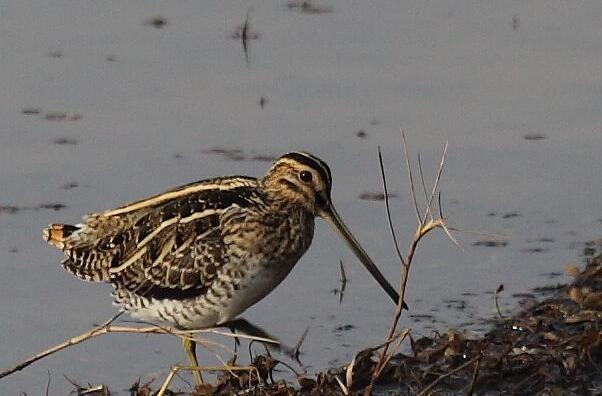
[263, 151, 400, 305]
[262, 151, 332, 214]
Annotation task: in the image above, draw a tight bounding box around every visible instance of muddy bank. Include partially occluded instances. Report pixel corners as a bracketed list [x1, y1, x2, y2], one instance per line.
[118, 242, 602, 395]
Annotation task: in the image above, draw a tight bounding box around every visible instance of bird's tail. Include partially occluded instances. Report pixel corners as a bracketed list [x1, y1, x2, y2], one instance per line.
[43, 223, 81, 250]
[43, 222, 115, 282]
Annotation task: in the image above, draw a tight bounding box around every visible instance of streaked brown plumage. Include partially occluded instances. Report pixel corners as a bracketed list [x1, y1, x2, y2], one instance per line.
[44, 152, 400, 331]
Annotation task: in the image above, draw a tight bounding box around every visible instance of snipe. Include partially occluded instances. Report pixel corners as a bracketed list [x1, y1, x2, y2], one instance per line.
[44, 152, 401, 382]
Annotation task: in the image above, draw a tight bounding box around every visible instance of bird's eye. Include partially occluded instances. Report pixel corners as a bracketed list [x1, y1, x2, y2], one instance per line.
[299, 170, 313, 183]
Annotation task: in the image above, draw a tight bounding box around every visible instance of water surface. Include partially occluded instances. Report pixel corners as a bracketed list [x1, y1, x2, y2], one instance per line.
[1, 1, 601, 393]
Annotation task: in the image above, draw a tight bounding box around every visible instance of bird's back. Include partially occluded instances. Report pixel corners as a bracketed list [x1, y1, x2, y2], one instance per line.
[44, 176, 262, 289]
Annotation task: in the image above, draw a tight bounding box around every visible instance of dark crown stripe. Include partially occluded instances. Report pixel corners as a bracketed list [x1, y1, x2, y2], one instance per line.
[281, 152, 332, 188]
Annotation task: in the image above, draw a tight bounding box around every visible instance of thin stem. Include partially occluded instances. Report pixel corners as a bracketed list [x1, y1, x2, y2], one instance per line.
[401, 130, 423, 225]
[427, 142, 448, 212]
[378, 146, 406, 267]
[417, 153, 434, 221]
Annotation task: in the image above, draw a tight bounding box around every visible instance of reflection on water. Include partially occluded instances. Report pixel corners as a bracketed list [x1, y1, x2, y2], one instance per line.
[1, 0, 601, 393]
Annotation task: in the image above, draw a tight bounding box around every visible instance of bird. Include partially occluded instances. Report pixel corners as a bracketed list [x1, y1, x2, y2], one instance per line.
[43, 151, 402, 383]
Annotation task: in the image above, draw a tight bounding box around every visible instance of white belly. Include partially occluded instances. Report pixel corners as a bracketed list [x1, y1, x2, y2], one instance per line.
[124, 258, 298, 330]
[216, 259, 296, 324]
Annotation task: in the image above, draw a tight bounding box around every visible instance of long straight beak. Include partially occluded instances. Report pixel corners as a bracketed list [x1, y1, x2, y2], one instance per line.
[318, 198, 405, 308]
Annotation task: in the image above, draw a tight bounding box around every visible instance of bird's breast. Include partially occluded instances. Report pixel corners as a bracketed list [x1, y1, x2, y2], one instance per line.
[222, 206, 315, 269]
[212, 207, 314, 321]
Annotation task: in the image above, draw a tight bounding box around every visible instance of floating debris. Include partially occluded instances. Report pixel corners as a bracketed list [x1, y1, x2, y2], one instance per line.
[45, 112, 81, 122]
[356, 130, 367, 139]
[527, 237, 555, 243]
[144, 16, 167, 29]
[202, 147, 276, 162]
[521, 247, 550, 253]
[53, 137, 78, 145]
[259, 96, 268, 108]
[473, 239, 508, 247]
[39, 203, 67, 211]
[61, 182, 79, 190]
[409, 314, 435, 322]
[532, 283, 565, 294]
[0, 205, 20, 214]
[523, 133, 547, 141]
[333, 324, 355, 333]
[331, 260, 348, 304]
[232, 10, 260, 67]
[47, 50, 63, 58]
[443, 299, 467, 310]
[512, 15, 520, 31]
[539, 271, 563, 279]
[502, 211, 521, 219]
[0, 203, 66, 215]
[511, 292, 536, 299]
[249, 155, 277, 162]
[359, 192, 398, 201]
[287, 0, 333, 14]
[232, 19, 261, 41]
[203, 147, 244, 161]
[21, 107, 41, 115]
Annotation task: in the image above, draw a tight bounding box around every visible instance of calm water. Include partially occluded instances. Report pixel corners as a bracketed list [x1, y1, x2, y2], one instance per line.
[1, 1, 601, 393]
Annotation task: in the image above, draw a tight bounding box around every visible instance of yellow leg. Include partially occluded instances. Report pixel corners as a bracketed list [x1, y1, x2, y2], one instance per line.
[182, 337, 203, 386]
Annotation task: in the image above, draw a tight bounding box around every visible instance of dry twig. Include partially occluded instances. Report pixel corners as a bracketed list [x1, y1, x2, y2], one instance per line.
[0, 319, 277, 380]
[365, 131, 455, 393]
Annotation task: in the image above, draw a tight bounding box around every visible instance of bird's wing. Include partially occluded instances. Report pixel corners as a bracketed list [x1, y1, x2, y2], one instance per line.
[46, 177, 263, 291]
